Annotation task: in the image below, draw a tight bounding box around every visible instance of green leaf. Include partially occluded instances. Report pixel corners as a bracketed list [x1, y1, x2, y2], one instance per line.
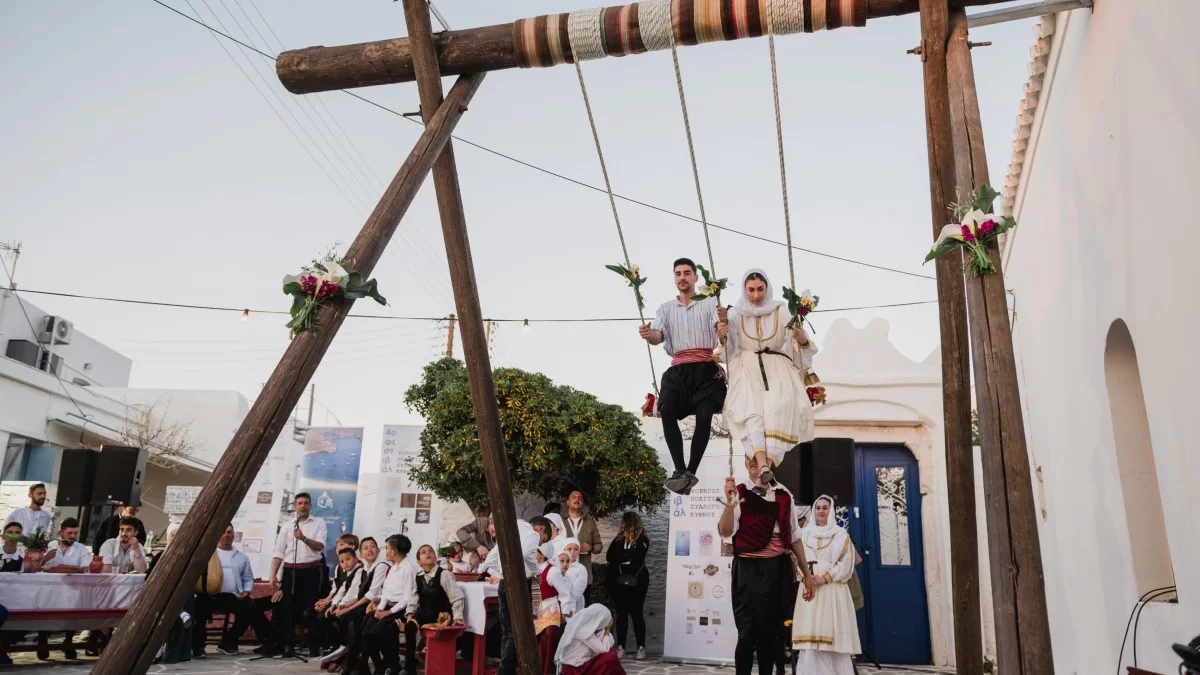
[283, 281, 304, 296]
[604, 264, 627, 275]
[924, 239, 961, 264]
[972, 184, 999, 213]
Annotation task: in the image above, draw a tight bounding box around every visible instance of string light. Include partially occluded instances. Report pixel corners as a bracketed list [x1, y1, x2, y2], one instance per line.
[523, 319, 530, 333]
[242, 309, 249, 322]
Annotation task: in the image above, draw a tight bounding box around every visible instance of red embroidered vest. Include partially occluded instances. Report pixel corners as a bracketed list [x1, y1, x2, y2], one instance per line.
[732, 484, 793, 555]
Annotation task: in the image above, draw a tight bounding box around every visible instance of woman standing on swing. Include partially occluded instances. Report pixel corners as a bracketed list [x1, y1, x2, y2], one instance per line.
[718, 269, 818, 485]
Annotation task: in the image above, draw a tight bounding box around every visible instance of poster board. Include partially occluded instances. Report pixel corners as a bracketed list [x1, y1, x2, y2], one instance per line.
[297, 427, 364, 568]
[378, 425, 442, 551]
[231, 434, 290, 580]
[164, 485, 202, 518]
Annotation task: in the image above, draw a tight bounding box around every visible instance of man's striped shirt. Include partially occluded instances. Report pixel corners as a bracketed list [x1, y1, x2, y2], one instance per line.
[651, 296, 720, 356]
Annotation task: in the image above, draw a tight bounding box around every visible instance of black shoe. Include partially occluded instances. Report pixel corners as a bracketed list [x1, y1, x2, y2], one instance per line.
[37, 649, 51, 661]
[665, 471, 691, 494]
[0, 654, 12, 666]
[64, 648, 78, 660]
[218, 644, 239, 655]
[253, 644, 271, 655]
[193, 648, 207, 659]
[679, 471, 701, 495]
[760, 469, 776, 485]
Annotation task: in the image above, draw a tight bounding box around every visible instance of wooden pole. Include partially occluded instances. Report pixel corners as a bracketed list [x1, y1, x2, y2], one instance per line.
[916, 2, 982, 674]
[945, 8, 1054, 673]
[277, 0, 1011, 94]
[91, 72, 484, 675]
[400, 2, 540, 674]
[446, 312, 457, 357]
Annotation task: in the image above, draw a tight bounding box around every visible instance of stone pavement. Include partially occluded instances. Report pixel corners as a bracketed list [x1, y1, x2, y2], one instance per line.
[0, 651, 951, 674]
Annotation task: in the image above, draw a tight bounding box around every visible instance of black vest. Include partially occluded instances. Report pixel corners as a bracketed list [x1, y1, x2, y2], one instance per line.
[414, 567, 452, 624]
[357, 561, 389, 599]
[1, 554, 22, 573]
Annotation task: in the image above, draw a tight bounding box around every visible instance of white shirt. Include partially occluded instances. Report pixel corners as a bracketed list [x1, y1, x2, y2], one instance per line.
[480, 519, 542, 580]
[217, 548, 239, 594]
[272, 516, 328, 565]
[1, 548, 24, 569]
[100, 538, 146, 573]
[546, 564, 585, 616]
[7, 507, 52, 536]
[362, 559, 390, 602]
[651, 295, 720, 355]
[43, 541, 92, 570]
[378, 557, 418, 615]
[331, 564, 366, 607]
[729, 483, 803, 543]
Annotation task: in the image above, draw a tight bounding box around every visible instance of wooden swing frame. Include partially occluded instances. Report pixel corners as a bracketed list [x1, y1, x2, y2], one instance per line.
[94, 2, 1055, 674]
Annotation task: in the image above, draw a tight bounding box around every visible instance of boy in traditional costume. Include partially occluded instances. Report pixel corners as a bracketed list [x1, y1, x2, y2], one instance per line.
[639, 257, 727, 494]
[718, 455, 816, 675]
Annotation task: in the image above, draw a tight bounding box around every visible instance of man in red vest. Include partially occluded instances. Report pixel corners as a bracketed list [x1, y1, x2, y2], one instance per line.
[718, 455, 816, 675]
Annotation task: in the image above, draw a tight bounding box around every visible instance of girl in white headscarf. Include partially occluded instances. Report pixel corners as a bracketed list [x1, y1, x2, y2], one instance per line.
[717, 269, 819, 484]
[544, 513, 567, 544]
[537, 542, 565, 675]
[555, 604, 626, 674]
[790, 495, 861, 675]
[548, 538, 587, 617]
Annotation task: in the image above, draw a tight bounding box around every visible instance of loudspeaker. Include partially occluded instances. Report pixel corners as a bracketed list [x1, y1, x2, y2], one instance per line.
[56, 449, 99, 507]
[798, 438, 856, 506]
[90, 446, 148, 506]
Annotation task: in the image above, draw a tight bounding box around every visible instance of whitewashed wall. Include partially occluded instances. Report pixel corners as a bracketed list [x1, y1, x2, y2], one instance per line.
[1002, 3, 1200, 674]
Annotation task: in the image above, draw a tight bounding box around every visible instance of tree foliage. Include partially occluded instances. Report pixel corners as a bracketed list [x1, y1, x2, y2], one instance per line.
[404, 358, 667, 517]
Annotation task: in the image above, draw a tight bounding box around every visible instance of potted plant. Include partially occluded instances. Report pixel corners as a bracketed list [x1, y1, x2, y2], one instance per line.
[3, 527, 57, 573]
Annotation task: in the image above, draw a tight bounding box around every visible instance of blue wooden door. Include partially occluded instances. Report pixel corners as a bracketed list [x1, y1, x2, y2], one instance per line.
[851, 444, 932, 665]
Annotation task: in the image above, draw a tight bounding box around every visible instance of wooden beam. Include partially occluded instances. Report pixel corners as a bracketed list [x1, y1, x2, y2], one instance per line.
[277, 0, 1012, 94]
[916, 2, 982, 674]
[90, 72, 484, 675]
[401, 2, 541, 674]
[945, 8, 1055, 674]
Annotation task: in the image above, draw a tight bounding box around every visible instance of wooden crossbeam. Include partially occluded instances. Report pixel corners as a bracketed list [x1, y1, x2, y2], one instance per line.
[276, 0, 1011, 94]
[91, 72, 484, 675]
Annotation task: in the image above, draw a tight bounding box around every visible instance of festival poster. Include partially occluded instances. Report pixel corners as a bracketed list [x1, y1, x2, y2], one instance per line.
[377, 425, 442, 551]
[298, 427, 364, 568]
[662, 443, 753, 664]
[231, 428, 291, 580]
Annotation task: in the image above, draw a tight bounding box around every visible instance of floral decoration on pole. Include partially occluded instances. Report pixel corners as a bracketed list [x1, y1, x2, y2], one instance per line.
[925, 184, 1016, 276]
[690, 264, 727, 301]
[283, 250, 386, 337]
[604, 262, 647, 311]
[782, 286, 819, 331]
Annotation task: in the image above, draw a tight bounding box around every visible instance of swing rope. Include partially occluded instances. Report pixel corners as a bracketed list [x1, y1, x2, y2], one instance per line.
[765, 0, 798, 291]
[573, 61, 660, 400]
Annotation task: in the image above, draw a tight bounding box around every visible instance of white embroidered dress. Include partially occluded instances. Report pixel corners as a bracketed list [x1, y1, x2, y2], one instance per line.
[791, 496, 861, 675]
[723, 270, 818, 466]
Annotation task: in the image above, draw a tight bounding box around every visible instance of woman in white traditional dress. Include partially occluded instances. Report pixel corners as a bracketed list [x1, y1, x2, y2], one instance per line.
[718, 269, 818, 484]
[791, 495, 861, 675]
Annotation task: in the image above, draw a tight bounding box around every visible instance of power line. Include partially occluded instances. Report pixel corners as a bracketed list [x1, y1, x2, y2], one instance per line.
[147, 0, 936, 282]
[15, 287, 937, 321]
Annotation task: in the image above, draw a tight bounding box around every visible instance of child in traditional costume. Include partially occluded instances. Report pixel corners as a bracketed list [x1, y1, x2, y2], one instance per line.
[536, 542, 565, 675]
[790, 495, 861, 675]
[718, 269, 818, 485]
[554, 604, 626, 675]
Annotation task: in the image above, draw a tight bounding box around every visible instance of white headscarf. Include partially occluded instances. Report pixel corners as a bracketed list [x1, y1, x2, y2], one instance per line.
[733, 268, 784, 318]
[555, 604, 613, 667]
[802, 494, 841, 538]
[544, 513, 565, 541]
[538, 541, 555, 562]
[560, 537, 580, 562]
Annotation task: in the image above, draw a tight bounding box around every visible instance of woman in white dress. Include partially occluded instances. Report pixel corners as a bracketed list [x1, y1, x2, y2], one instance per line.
[717, 269, 818, 484]
[791, 495, 861, 675]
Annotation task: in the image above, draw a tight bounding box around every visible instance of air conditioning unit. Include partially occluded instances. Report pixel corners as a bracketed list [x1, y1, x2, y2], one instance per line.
[38, 316, 73, 345]
[38, 349, 63, 377]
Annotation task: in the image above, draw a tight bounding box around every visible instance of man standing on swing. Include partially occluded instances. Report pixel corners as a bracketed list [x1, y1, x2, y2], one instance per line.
[639, 258, 726, 495]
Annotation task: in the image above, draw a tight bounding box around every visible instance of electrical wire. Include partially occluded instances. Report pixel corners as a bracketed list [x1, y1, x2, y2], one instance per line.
[14, 287, 938, 322]
[147, 0, 937, 283]
[1117, 585, 1177, 674]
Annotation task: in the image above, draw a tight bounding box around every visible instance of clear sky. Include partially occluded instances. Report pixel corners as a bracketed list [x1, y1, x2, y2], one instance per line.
[1, 1, 1037, 469]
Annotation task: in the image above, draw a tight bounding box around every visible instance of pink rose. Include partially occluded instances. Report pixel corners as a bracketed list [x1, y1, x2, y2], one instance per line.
[960, 224, 976, 243]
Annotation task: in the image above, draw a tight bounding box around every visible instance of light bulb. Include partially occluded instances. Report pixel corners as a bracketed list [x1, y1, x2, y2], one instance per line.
[241, 309, 249, 322]
[522, 319, 530, 333]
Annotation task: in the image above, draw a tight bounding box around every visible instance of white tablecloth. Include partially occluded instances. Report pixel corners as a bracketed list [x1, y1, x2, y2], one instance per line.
[0, 573, 144, 629]
[457, 580, 498, 636]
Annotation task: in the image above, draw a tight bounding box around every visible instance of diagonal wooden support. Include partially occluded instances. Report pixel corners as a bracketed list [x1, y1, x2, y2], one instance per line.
[91, 71, 484, 675]
[400, 2, 540, 674]
[276, 0, 1011, 94]
[945, 8, 1054, 673]
[916, 1, 982, 673]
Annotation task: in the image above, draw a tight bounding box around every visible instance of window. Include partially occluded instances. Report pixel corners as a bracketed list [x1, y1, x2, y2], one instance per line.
[1104, 320, 1175, 599]
[875, 466, 911, 566]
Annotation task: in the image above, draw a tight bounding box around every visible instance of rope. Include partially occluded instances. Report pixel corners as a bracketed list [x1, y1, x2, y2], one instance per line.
[573, 60, 660, 399]
[766, 0, 797, 291]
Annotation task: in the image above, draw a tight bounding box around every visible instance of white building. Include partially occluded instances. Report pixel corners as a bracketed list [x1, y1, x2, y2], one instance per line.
[0, 294, 302, 539]
[997, 2, 1198, 673]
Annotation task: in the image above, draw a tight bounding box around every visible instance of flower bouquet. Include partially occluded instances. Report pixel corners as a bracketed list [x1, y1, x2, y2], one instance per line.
[782, 286, 819, 331]
[282, 250, 387, 337]
[690, 264, 727, 301]
[925, 184, 1016, 276]
[604, 263, 648, 311]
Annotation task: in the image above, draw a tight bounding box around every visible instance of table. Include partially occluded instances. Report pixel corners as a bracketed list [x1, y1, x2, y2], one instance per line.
[0, 573, 144, 631]
[457, 581, 500, 675]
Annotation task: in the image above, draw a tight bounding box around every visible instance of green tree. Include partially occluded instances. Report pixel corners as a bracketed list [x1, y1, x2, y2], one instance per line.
[971, 409, 980, 445]
[403, 358, 667, 517]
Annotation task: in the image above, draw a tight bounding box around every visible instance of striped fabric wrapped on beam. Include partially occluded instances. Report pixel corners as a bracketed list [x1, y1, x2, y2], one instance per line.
[512, 0, 866, 68]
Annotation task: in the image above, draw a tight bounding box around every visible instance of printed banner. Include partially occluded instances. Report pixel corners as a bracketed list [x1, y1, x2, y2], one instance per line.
[232, 433, 291, 580]
[164, 486, 202, 518]
[298, 427, 364, 568]
[662, 444, 752, 664]
[378, 425, 442, 551]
